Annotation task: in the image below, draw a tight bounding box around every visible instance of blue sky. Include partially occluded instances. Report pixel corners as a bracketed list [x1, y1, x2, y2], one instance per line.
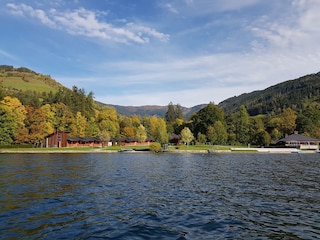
[1, 0, 320, 107]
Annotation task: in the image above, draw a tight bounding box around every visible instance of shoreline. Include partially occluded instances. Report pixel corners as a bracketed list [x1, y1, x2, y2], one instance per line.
[0, 148, 318, 154]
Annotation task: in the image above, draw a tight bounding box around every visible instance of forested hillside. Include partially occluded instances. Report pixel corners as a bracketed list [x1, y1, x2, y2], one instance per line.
[1, 65, 320, 148]
[105, 103, 207, 118]
[219, 72, 320, 115]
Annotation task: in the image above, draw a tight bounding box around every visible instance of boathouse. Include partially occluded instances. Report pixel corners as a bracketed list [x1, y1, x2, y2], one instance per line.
[272, 131, 320, 150]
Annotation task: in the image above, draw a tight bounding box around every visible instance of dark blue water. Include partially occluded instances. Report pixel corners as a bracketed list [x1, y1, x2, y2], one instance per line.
[1, 153, 319, 239]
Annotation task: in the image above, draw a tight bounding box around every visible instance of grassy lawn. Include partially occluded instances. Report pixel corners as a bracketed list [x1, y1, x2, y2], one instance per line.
[167, 144, 233, 151]
[1, 144, 249, 152]
[0, 145, 150, 152]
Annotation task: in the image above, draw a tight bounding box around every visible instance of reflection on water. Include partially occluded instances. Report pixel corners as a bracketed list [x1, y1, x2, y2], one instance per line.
[0, 153, 320, 239]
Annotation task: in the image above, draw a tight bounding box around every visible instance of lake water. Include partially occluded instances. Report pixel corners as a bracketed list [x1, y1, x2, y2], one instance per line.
[0, 152, 319, 239]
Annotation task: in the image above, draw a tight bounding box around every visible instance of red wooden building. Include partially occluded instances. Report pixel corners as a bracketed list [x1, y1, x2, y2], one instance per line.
[45, 131, 69, 148]
[67, 137, 108, 148]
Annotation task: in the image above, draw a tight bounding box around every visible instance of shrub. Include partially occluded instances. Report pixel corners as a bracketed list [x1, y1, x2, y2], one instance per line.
[150, 142, 162, 153]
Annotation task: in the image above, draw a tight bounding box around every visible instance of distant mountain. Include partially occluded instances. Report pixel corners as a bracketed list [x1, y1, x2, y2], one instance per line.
[218, 72, 320, 116]
[105, 104, 208, 118]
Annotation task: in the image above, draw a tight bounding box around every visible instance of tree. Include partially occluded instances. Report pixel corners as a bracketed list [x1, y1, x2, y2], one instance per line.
[40, 104, 55, 135]
[0, 106, 16, 144]
[296, 103, 320, 138]
[165, 102, 176, 123]
[234, 105, 250, 144]
[121, 127, 135, 138]
[136, 124, 147, 143]
[69, 112, 87, 137]
[0, 96, 27, 144]
[99, 130, 110, 147]
[278, 108, 297, 135]
[51, 103, 74, 131]
[130, 115, 142, 128]
[248, 117, 265, 145]
[213, 121, 228, 145]
[97, 106, 119, 138]
[197, 132, 207, 144]
[175, 104, 184, 119]
[24, 106, 48, 146]
[180, 127, 194, 146]
[148, 116, 168, 144]
[86, 117, 100, 137]
[191, 102, 225, 136]
[156, 118, 168, 144]
[165, 102, 184, 124]
[207, 125, 217, 144]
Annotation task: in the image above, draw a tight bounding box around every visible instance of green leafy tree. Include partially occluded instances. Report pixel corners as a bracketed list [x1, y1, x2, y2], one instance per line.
[197, 132, 207, 144]
[296, 103, 320, 138]
[97, 107, 119, 138]
[207, 125, 217, 144]
[51, 103, 74, 131]
[191, 102, 225, 137]
[0, 96, 27, 144]
[213, 120, 228, 145]
[165, 102, 176, 123]
[248, 117, 264, 145]
[0, 106, 16, 144]
[278, 108, 297, 135]
[69, 112, 88, 137]
[234, 105, 250, 144]
[225, 113, 237, 145]
[166, 102, 185, 134]
[86, 117, 100, 137]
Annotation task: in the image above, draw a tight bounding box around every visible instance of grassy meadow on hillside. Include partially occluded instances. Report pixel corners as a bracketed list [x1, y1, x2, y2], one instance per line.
[0, 66, 63, 93]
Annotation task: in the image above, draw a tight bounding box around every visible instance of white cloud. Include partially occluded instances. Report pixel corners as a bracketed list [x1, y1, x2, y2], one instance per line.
[6, 3, 170, 44]
[163, 3, 179, 14]
[250, 0, 320, 51]
[166, 0, 260, 17]
[81, 45, 320, 107]
[0, 49, 18, 60]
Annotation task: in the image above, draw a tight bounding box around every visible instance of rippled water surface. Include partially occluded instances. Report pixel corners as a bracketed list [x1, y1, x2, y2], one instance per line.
[1, 153, 320, 239]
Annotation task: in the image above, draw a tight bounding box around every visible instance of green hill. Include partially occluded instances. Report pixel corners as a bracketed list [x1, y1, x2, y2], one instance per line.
[0, 65, 63, 93]
[218, 72, 320, 115]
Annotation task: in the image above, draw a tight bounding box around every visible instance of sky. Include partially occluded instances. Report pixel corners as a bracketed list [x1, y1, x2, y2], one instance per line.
[1, 0, 320, 107]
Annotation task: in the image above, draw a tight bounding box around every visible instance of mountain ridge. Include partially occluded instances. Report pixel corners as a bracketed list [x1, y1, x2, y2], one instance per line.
[102, 103, 208, 119]
[218, 71, 320, 115]
[1, 65, 319, 117]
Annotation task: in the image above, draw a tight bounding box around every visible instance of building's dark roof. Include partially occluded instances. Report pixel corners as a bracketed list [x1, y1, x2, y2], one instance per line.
[67, 137, 104, 142]
[111, 137, 154, 143]
[277, 133, 320, 143]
